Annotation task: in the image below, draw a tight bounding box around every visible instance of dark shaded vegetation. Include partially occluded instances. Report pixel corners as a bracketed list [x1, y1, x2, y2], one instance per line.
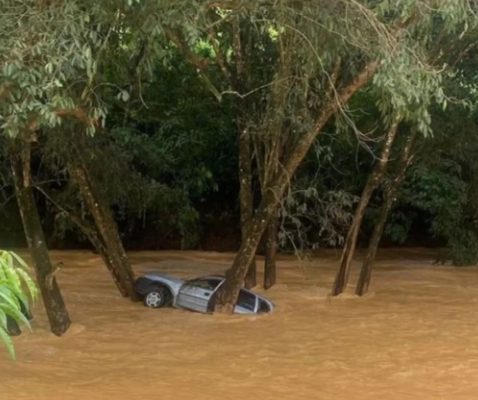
[1, 0, 477, 330]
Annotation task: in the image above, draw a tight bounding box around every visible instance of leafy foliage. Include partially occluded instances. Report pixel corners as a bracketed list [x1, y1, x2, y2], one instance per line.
[0, 0, 477, 260]
[386, 158, 478, 265]
[382, 28, 478, 265]
[280, 188, 358, 251]
[0, 250, 37, 359]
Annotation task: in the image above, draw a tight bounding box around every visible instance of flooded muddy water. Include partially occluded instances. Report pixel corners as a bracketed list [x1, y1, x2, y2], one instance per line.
[2, 248, 478, 400]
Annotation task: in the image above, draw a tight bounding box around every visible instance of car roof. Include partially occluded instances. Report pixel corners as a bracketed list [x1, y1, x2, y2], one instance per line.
[196, 275, 252, 291]
[194, 275, 224, 281]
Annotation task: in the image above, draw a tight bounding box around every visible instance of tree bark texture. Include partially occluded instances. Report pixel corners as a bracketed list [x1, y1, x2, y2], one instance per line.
[69, 149, 138, 301]
[252, 45, 293, 290]
[91, 235, 129, 297]
[332, 120, 400, 296]
[11, 149, 71, 336]
[263, 213, 278, 289]
[68, 217, 127, 297]
[232, 19, 257, 289]
[239, 124, 257, 289]
[355, 132, 417, 296]
[214, 60, 379, 313]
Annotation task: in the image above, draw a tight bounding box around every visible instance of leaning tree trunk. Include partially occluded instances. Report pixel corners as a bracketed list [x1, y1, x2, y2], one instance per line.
[213, 60, 379, 313]
[332, 119, 400, 296]
[35, 186, 128, 297]
[354, 185, 396, 296]
[89, 233, 129, 297]
[214, 191, 278, 313]
[11, 147, 71, 336]
[68, 216, 128, 297]
[69, 151, 138, 301]
[263, 213, 279, 289]
[355, 132, 417, 296]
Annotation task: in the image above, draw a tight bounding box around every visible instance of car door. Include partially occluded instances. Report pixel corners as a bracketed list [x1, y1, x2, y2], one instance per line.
[176, 278, 222, 313]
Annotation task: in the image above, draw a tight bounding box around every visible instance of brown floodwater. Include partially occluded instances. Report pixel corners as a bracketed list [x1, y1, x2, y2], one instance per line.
[2, 248, 478, 400]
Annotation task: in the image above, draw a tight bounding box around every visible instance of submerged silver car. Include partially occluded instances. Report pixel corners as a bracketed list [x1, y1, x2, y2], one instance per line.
[135, 273, 274, 314]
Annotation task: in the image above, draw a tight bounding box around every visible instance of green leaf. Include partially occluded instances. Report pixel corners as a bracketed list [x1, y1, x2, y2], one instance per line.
[0, 303, 31, 331]
[0, 286, 20, 310]
[0, 309, 7, 331]
[16, 269, 38, 301]
[0, 251, 36, 356]
[0, 327, 15, 359]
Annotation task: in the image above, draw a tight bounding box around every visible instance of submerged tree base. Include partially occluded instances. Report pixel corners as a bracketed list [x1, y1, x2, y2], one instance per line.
[11, 148, 71, 337]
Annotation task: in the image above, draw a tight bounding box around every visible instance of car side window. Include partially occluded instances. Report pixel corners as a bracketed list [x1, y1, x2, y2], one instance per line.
[187, 278, 222, 291]
[237, 289, 256, 311]
[258, 299, 270, 313]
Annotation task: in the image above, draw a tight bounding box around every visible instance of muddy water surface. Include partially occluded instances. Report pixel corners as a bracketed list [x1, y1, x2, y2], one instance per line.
[2, 249, 478, 400]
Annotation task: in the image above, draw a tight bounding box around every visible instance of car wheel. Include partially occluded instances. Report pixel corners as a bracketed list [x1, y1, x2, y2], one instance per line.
[143, 287, 167, 308]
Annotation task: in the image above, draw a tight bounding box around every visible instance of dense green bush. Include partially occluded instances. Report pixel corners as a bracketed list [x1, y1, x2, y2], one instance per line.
[386, 161, 478, 265]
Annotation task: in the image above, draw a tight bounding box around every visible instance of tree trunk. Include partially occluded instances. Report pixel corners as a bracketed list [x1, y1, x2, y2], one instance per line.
[332, 120, 400, 296]
[355, 186, 396, 296]
[214, 59, 379, 313]
[75, 219, 128, 298]
[11, 148, 71, 336]
[69, 151, 138, 301]
[214, 192, 277, 313]
[64, 215, 127, 297]
[35, 186, 128, 297]
[239, 125, 257, 289]
[264, 214, 278, 289]
[232, 18, 257, 289]
[355, 132, 417, 296]
[90, 234, 129, 297]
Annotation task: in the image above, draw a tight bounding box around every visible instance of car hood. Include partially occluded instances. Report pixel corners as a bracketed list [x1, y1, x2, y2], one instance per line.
[143, 273, 185, 294]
